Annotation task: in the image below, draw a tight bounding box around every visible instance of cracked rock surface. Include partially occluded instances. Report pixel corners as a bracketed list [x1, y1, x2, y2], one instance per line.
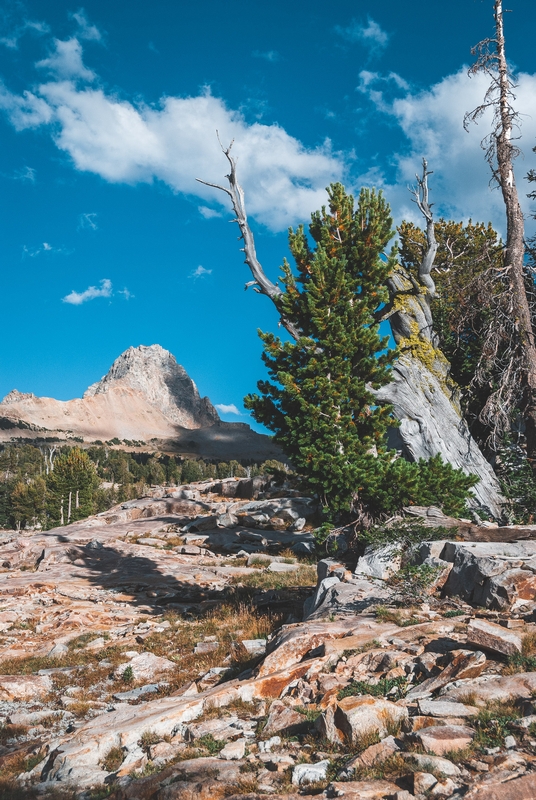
[1, 480, 536, 799]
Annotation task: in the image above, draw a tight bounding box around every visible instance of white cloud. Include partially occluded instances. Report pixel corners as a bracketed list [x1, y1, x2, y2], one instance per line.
[0, 53, 345, 230]
[215, 403, 242, 415]
[252, 50, 281, 63]
[355, 67, 536, 235]
[190, 265, 212, 278]
[118, 287, 133, 300]
[70, 10, 102, 42]
[0, 17, 49, 50]
[36, 38, 95, 81]
[0, 82, 52, 130]
[78, 211, 98, 230]
[198, 205, 221, 219]
[336, 18, 389, 51]
[62, 278, 112, 305]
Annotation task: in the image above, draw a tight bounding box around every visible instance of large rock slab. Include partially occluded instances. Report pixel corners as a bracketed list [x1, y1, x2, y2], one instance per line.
[114, 652, 177, 681]
[0, 674, 52, 701]
[354, 544, 402, 580]
[441, 672, 536, 705]
[416, 724, 474, 755]
[463, 772, 536, 800]
[326, 780, 402, 799]
[439, 541, 536, 608]
[332, 696, 408, 743]
[466, 618, 522, 656]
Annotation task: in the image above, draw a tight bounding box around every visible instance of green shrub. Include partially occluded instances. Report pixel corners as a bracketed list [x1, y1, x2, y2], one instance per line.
[338, 676, 407, 701]
[386, 563, 441, 605]
[121, 665, 134, 683]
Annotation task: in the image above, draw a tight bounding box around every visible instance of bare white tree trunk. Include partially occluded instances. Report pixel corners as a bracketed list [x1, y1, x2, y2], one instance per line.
[465, 0, 536, 468]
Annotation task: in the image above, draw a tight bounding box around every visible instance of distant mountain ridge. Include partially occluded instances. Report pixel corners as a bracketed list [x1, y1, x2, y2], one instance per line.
[0, 345, 284, 461]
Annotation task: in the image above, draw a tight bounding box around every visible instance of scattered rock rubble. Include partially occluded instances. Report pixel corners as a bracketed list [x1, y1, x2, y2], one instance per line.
[1, 480, 536, 798]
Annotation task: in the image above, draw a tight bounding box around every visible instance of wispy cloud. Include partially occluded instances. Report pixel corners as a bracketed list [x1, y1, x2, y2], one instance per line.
[215, 403, 241, 416]
[0, 11, 49, 50]
[78, 211, 98, 230]
[353, 67, 536, 234]
[118, 287, 133, 300]
[252, 50, 281, 63]
[14, 165, 35, 182]
[62, 278, 112, 305]
[22, 241, 69, 258]
[198, 205, 221, 219]
[190, 265, 212, 279]
[335, 17, 389, 53]
[70, 9, 102, 42]
[36, 38, 95, 81]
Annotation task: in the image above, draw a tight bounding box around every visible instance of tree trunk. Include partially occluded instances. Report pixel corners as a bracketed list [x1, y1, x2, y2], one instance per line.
[494, 0, 536, 466]
[374, 163, 504, 518]
[373, 258, 503, 518]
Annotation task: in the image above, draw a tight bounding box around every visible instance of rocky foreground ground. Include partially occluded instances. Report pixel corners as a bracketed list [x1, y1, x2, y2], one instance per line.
[1, 479, 536, 799]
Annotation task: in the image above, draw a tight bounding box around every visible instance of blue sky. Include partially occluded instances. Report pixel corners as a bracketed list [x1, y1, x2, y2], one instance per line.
[1, 0, 536, 432]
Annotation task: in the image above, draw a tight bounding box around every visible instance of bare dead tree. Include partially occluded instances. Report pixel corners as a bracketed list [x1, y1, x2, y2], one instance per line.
[380, 159, 439, 349]
[464, 0, 536, 466]
[196, 138, 301, 341]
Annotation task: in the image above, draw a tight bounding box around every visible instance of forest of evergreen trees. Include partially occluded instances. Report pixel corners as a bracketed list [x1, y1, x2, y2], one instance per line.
[0, 443, 282, 531]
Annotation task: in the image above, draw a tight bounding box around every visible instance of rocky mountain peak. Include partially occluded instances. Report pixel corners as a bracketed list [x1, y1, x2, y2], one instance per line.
[83, 344, 219, 429]
[2, 389, 35, 404]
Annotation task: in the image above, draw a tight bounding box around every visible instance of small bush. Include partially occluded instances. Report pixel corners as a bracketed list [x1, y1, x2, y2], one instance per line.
[375, 605, 421, 627]
[139, 730, 161, 754]
[386, 563, 441, 605]
[472, 700, 520, 749]
[196, 734, 225, 755]
[121, 665, 134, 683]
[229, 565, 316, 590]
[362, 521, 451, 551]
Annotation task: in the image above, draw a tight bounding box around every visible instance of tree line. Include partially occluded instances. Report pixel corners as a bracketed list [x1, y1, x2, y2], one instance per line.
[0, 444, 282, 531]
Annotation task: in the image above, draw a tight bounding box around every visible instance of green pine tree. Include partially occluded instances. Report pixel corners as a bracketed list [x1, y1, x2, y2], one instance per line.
[46, 448, 99, 527]
[245, 184, 476, 518]
[245, 184, 398, 515]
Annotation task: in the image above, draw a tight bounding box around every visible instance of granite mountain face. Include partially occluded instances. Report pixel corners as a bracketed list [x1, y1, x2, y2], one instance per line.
[83, 344, 220, 429]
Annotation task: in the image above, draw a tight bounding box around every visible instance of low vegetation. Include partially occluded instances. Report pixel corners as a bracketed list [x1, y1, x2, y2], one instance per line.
[228, 564, 317, 590]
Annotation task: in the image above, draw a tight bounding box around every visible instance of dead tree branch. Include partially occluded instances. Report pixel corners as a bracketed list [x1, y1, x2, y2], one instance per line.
[411, 158, 438, 298]
[197, 138, 301, 341]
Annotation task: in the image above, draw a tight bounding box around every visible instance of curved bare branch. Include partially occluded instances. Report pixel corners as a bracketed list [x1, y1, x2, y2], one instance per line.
[197, 138, 301, 340]
[411, 158, 437, 297]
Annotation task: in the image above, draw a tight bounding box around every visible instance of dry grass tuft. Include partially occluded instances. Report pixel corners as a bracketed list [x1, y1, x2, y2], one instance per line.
[229, 565, 316, 590]
[101, 745, 124, 773]
[67, 700, 92, 718]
